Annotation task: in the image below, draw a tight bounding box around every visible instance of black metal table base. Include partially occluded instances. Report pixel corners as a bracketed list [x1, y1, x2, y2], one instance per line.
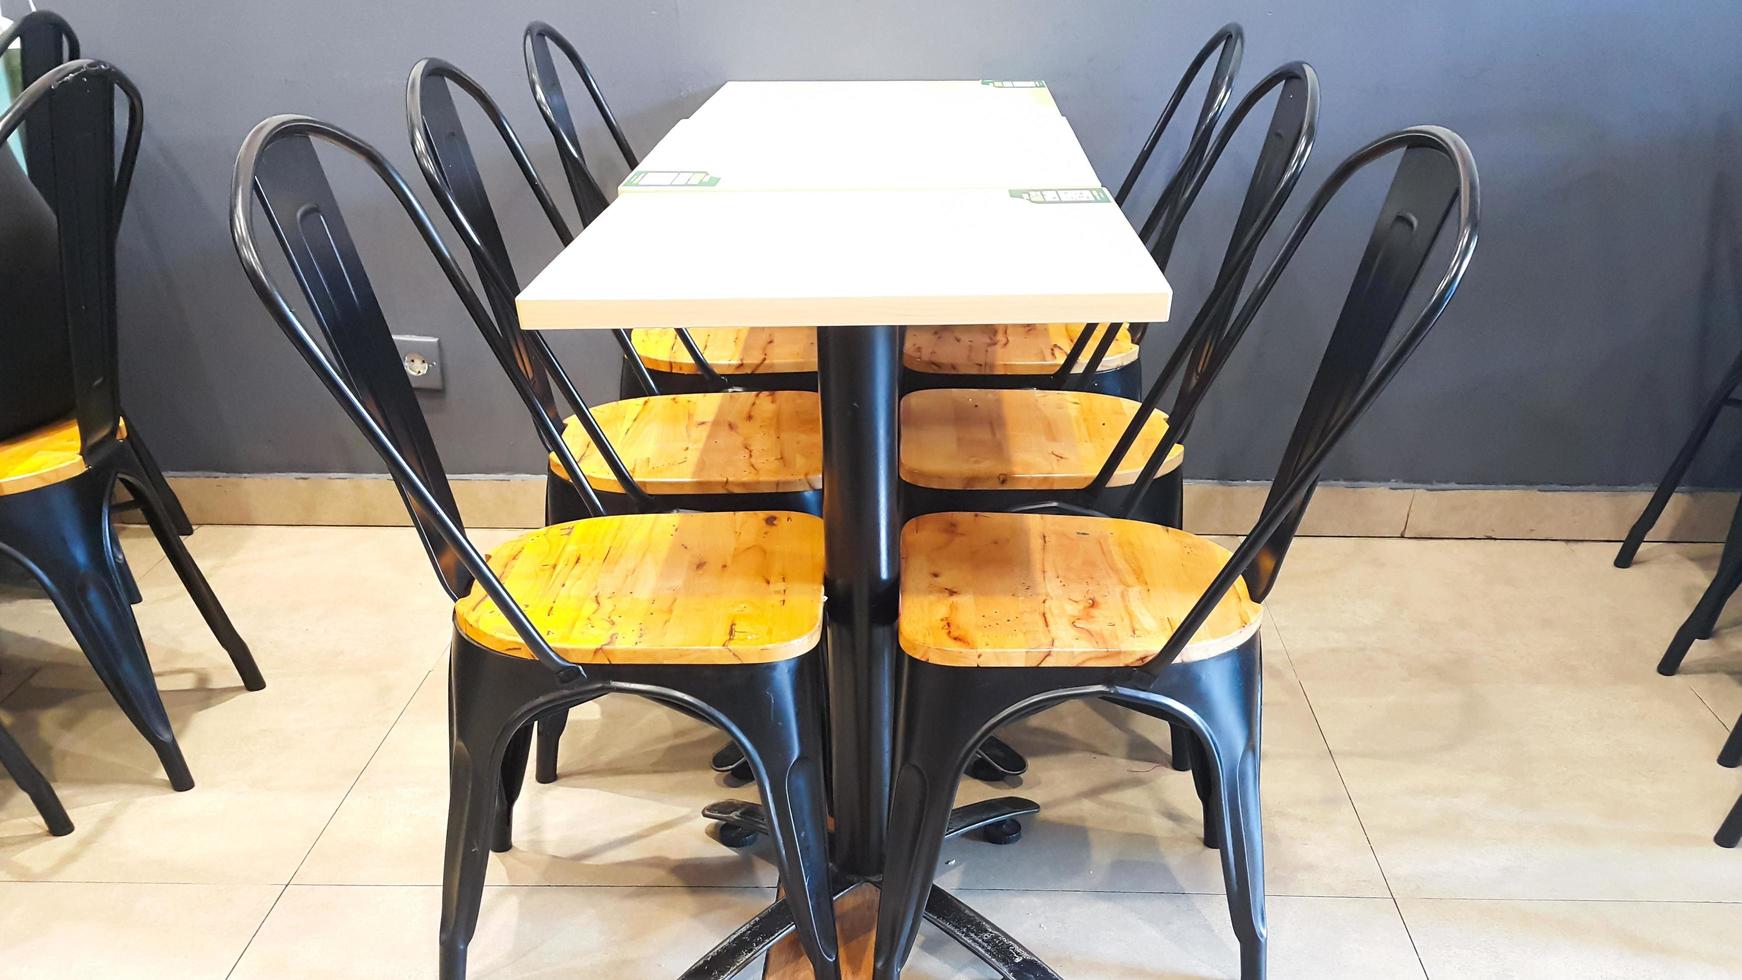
[679, 880, 1062, 980]
[689, 796, 1053, 978]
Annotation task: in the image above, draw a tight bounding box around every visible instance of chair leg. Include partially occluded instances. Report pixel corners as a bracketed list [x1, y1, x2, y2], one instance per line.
[2, 474, 194, 791]
[121, 421, 194, 537]
[1171, 719, 1195, 771]
[711, 658, 840, 980]
[1617, 375, 1738, 567]
[492, 723, 534, 853]
[533, 708, 567, 784]
[1720, 715, 1742, 768]
[1719, 792, 1742, 848]
[0, 717, 73, 836]
[1660, 553, 1742, 676]
[116, 468, 264, 692]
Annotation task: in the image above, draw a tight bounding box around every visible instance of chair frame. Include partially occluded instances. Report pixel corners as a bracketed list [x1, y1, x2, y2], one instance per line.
[521, 20, 757, 396]
[230, 114, 841, 980]
[1719, 713, 1741, 847]
[0, 61, 262, 796]
[874, 127, 1480, 980]
[900, 23, 1244, 397]
[1, 9, 193, 537]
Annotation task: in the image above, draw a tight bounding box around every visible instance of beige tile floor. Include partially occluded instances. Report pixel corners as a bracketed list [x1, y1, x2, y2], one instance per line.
[0, 525, 1738, 978]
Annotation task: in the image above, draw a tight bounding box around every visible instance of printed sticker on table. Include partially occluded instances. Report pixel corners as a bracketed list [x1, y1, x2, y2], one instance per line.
[981, 79, 1048, 88]
[624, 170, 721, 188]
[1008, 187, 1112, 204]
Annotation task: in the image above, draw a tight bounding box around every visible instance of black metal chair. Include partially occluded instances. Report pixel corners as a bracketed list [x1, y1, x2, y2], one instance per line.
[0, 9, 193, 538]
[873, 127, 1480, 980]
[407, 58, 824, 792]
[1613, 345, 1742, 675]
[900, 62, 1317, 798]
[0, 61, 261, 794]
[900, 22, 1244, 399]
[231, 115, 842, 980]
[1719, 713, 1741, 848]
[521, 19, 818, 397]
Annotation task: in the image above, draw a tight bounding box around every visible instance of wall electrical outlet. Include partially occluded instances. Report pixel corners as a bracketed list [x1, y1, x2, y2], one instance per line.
[392, 334, 444, 391]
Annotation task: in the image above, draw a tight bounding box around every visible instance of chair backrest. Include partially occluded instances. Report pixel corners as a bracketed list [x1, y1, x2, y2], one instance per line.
[519, 23, 732, 391]
[0, 59, 140, 452]
[230, 114, 588, 681]
[1119, 23, 1243, 266]
[1, 9, 79, 204]
[521, 20, 635, 225]
[406, 57, 651, 509]
[1052, 23, 1241, 378]
[1080, 62, 1319, 497]
[1139, 126, 1479, 678]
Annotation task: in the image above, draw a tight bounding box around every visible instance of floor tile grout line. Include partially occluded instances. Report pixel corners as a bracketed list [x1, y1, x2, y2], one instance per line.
[1688, 684, 1733, 730]
[1267, 610, 1433, 979]
[223, 664, 435, 980]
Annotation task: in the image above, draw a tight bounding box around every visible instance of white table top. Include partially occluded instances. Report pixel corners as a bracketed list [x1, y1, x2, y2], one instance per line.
[688, 80, 1060, 124]
[624, 113, 1100, 193]
[517, 79, 1170, 331]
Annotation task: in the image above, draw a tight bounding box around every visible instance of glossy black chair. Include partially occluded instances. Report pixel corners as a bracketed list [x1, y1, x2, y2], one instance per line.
[0, 9, 192, 538]
[231, 114, 841, 980]
[522, 20, 818, 397]
[0, 716, 72, 836]
[1719, 713, 1741, 847]
[900, 22, 1243, 399]
[407, 58, 823, 792]
[874, 127, 1480, 980]
[0, 61, 261, 793]
[1614, 343, 1742, 674]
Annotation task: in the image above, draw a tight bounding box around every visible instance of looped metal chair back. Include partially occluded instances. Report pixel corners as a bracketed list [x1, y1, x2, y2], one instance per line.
[229, 116, 590, 683]
[0, 59, 142, 454]
[1077, 62, 1319, 498]
[1138, 125, 1480, 678]
[1122, 22, 1244, 265]
[522, 20, 634, 225]
[1, 9, 79, 203]
[407, 58, 655, 509]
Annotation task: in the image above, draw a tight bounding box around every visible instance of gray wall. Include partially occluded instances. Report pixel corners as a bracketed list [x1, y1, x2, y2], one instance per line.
[39, 0, 1742, 486]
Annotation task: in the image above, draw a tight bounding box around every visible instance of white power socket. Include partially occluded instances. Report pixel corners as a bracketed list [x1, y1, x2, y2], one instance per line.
[392, 334, 444, 391]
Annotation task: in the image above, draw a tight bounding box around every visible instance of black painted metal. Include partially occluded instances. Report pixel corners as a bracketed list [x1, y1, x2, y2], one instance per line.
[924, 885, 1061, 980]
[875, 127, 1480, 980]
[1722, 713, 1742, 848]
[521, 20, 735, 390]
[817, 325, 903, 877]
[678, 879, 859, 980]
[0, 712, 73, 836]
[1657, 491, 1742, 675]
[0, 62, 261, 798]
[0, 12, 194, 538]
[232, 114, 841, 980]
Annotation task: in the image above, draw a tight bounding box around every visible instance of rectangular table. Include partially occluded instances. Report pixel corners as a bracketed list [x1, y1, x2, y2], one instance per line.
[518, 77, 1170, 979]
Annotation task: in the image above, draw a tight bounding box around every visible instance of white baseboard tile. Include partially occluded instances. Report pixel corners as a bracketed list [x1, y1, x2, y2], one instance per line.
[142, 474, 1740, 543]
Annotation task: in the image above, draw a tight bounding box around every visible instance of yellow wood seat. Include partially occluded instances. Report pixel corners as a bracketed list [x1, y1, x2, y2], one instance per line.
[630, 327, 818, 376]
[455, 510, 825, 664]
[899, 388, 1182, 491]
[903, 323, 1138, 376]
[899, 511, 1262, 668]
[548, 390, 823, 495]
[0, 416, 126, 497]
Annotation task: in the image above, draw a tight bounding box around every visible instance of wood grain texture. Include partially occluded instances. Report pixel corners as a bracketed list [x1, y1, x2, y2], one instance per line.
[762, 883, 877, 979]
[550, 391, 823, 495]
[516, 189, 1172, 330]
[899, 388, 1182, 491]
[455, 511, 825, 664]
[899, 511, 1262, 667]
[629, 327, 818, 375]
[0, 416, 125, 496]
[902, 322, 1138, 375]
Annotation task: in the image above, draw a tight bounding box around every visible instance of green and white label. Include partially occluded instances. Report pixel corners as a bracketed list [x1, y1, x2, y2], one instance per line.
[981, 79, 1047, 88]
[1009, 187, 1111, 204]
[624, 170, 720, 188]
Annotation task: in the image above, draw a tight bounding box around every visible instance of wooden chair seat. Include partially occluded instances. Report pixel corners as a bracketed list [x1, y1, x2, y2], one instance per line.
[899, 388, 1182, 491]
[549, 390, 823, 495]
[455, 510, 825, 664]
[902, 323, 1138, 376]
[630, 327, 818, 375]
[899, 511, 1262, 668]
[0, 416, 126, 496]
